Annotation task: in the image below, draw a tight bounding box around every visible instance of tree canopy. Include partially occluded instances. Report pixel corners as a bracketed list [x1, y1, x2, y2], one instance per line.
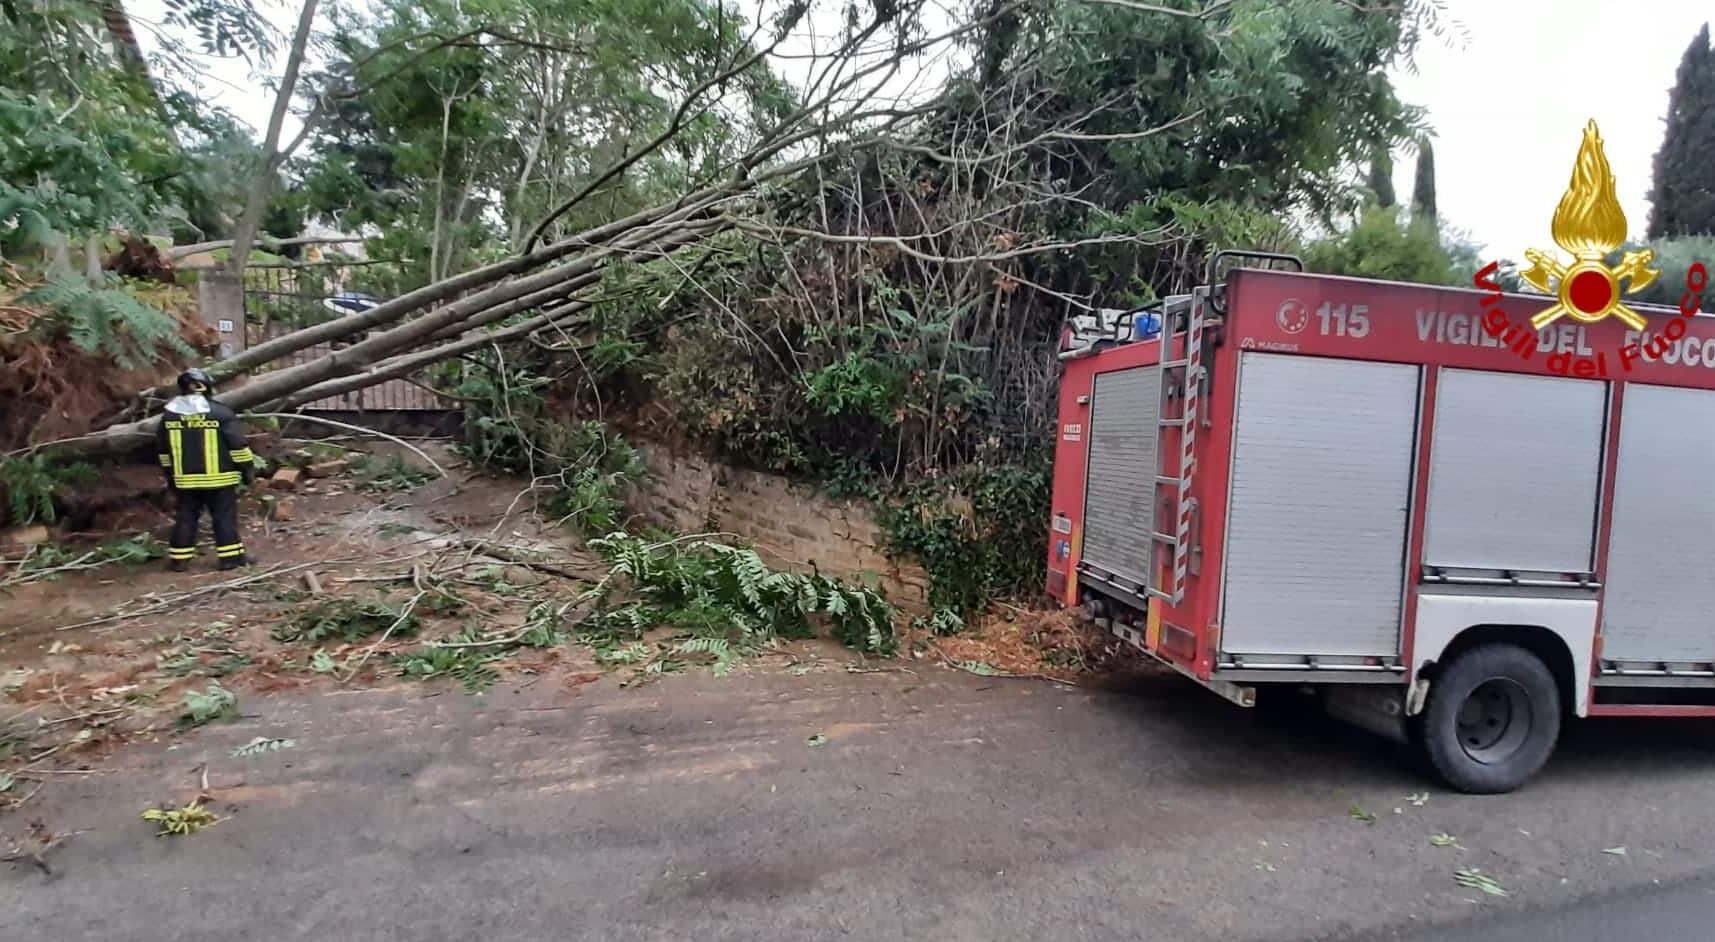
[0, 0, 286, 255]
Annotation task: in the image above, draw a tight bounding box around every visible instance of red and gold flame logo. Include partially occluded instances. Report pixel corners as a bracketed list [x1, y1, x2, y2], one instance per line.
[1520, 120, 1659, 330]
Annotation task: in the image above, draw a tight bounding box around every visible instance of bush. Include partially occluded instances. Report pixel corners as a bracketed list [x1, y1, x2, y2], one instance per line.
[877, 463, 1051, 624]
[1303, 206, 1479, 287]
[447, 355, 644, 536]
[1609, 237, 1715, 308]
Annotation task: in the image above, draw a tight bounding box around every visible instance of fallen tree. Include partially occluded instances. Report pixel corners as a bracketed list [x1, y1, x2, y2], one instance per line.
[12, 0, 1432, 470]
[34, 0, 977, 456]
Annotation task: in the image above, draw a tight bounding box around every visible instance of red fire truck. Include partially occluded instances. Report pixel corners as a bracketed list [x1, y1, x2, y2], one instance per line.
[1048, 251, 1715, 793]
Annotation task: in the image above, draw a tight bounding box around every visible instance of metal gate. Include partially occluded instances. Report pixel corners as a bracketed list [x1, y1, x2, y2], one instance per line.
[243, 262, 455, 415]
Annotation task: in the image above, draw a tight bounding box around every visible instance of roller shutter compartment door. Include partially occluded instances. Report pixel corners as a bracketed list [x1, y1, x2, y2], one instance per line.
[1220, 353, 1419, 658]
[1080, 366, 1161, 587]
[1601, 383, 1715, 663]
[1422, 369, 1605, 574]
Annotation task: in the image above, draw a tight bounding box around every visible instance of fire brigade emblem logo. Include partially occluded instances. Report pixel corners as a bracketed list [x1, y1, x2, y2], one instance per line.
[1521, 120, 1658, 331]
[1276, 298, 1309, 334]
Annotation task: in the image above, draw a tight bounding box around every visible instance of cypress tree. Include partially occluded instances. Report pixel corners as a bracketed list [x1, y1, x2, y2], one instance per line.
[1410, 139, 1437, 225]
[1648, 23, 1715, 239]
[1369, 146, 1396, 208]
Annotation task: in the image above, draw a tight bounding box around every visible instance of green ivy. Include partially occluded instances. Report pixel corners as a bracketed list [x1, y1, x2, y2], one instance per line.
[876, 462, 1051, 623]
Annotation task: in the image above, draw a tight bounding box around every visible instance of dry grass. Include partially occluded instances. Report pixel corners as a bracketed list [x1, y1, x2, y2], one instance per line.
[924, 606, 1148, 680]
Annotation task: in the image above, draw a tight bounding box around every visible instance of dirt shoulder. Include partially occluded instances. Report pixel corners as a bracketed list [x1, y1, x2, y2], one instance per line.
[2, 442, 1130, 829]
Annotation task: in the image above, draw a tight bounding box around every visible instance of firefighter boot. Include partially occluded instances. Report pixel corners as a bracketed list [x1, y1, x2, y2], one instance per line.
[217, 554, 253, 572]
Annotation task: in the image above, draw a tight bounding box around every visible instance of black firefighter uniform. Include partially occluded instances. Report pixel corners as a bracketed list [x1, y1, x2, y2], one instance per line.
[155, 396, 254, 567]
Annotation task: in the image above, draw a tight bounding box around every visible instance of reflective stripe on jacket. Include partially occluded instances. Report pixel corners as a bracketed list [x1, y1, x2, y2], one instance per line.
[155, 401, 252, 489]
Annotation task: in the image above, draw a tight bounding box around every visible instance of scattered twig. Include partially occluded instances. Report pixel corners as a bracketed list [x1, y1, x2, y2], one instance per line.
[928, 647, 1062, 683]
[450, 538, 596, 582]
[36, 706, 127, 727]
[1, 825, 83, 875]
[60, 556, 415, 632]
[60, 561, 318, 631]
[0, 550, 102, 588]
[1, 781, 45, 812]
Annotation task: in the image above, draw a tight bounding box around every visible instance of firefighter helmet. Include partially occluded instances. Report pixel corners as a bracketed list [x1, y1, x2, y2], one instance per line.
[177, 368, 215, 395]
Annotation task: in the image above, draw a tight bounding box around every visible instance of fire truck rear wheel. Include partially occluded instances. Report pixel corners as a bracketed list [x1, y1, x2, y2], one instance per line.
[1419, 643, 1561, 794]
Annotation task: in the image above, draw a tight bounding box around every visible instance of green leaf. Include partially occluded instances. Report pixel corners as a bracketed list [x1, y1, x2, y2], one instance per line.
[178, 683, 237, 728]
[232, 736, 296, 758]
[1453, 868, 1510, 897]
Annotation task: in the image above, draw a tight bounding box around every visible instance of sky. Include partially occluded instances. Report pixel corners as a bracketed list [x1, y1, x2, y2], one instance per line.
[127, 0, 1712, 259]
[1389, 0, 1711, 259]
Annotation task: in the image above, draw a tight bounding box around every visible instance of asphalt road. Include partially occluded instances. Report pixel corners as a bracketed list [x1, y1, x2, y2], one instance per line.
[7, 664, 1715, 941]
[1387, 876, 1715, 941]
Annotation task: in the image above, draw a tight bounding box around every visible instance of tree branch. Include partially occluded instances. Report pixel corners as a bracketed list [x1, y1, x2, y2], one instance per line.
[224, 0, 322, 280]
[731, 219, 1174, 265]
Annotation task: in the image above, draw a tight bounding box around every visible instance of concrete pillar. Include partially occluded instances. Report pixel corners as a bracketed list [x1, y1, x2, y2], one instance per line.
[197, 270, 246, 360]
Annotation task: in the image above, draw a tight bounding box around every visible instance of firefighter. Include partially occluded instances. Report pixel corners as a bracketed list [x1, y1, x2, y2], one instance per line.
[156, 369, 255, 571]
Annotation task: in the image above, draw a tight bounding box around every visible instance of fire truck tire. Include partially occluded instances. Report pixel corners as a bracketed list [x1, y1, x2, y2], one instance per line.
[1419, 643, 1561, 794]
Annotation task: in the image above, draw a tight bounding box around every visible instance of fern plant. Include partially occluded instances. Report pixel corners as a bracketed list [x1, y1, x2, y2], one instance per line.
[582, 533, 898, 659]
[18, 272, 194, 370]
[0, 455, 96, 525]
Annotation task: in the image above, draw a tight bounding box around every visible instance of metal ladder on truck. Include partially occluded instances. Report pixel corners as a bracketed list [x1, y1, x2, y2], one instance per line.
[1148, 250, 1304, 607]
[1148, 294, 1202, 607]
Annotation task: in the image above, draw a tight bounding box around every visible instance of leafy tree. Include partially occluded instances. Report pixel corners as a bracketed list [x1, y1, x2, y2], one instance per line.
[1648, 24, 1715, 238]
[289, 0, 792, 284]
[1608, 236, 1715, 306]
[0, 3, 178, 254]
[0, 0, 275, 257]
[634, 0, 1447, 482]
[1303, 205, 1476, 286]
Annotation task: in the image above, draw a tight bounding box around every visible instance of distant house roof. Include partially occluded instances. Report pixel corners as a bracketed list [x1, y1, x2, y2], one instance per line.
[101, 1, 173, 127]
[101, 1, 150, 69]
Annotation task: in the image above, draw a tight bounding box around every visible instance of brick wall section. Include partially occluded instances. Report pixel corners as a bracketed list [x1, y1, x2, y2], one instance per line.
[634, 446, 930, 614]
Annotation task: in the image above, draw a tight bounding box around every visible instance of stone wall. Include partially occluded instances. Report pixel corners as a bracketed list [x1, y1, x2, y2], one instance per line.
[633, 445, 930, 614]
